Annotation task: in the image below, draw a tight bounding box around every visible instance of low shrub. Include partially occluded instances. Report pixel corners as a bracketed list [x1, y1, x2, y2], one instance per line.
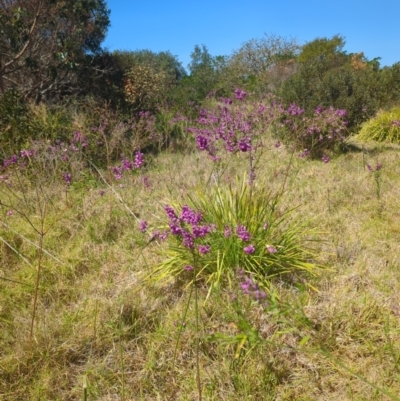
[272, 104, 348, 158]
[149, 177, 319, 292]
[357, 107, 400, 144]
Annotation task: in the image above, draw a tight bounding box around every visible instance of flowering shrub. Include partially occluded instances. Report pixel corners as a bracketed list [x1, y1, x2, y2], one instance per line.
[150, 178, 319, 289]
[273, 104, 348, 158]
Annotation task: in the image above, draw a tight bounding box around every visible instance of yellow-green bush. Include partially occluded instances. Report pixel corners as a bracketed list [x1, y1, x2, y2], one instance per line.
[357, 107, 400, 143]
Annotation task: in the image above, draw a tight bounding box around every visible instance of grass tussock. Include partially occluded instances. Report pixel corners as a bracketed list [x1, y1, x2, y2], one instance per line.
[1, 132, 400, 400]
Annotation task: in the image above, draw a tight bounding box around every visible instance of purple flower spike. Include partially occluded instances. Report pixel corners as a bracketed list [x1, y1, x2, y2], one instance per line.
[234, 88, 247, 100]
[236, 225, 251, 242]
[244, 244, 255, 254]
[196, 135, 209, 150]
[139, 220, 148, 232]
[63, 172, 72, 186]
[224, 226, 232, 238]
[134, 151, 144, 169]
[165, 205, 178, 221]
[184, 265, 194, 271]
[198, 244, 211, 254]
[266, 245, 277, 254]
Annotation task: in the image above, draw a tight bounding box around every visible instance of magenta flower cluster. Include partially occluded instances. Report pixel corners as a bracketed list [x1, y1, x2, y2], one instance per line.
[111, 151, 145, 180]
[225, 224, 257, 254]
[367, 163, 383, 172]
[237, 269, 268, 306]
[187, 89, 269, 160]
[164, 204, 214, 251]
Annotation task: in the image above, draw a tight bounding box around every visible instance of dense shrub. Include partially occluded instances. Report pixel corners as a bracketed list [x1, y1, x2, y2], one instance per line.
[277, 37, 400, 133]
[272, 104, 349, 158]
[357, 107, 400, 144]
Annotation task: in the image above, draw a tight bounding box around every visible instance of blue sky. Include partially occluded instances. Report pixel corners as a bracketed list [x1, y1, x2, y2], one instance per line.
[103, 1, 399, 71]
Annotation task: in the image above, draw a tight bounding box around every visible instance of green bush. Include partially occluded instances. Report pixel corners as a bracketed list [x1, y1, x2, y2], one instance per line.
[357, 107, 400, 144]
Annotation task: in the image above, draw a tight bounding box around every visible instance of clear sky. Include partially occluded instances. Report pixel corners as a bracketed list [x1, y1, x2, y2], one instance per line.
[103, 0, 399, 71]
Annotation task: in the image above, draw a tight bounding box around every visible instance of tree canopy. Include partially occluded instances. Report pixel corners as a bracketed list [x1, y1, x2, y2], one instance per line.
[0, 0, 110, 101]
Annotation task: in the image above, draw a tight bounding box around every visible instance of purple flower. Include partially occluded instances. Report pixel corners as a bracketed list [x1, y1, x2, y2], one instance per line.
[238, 137, 251, 152]
[181, 231, 194, 249]
[238, 273, 268, 305]
[20, 149, 34, 158]
[275, 141, 281, 148]
[184, 265, 194, 271]
[3, 155, 18, 168]
[72, 131, 88, 147]
[63, 172, 72, 186]
[367, 163, 383, 172]
[334, 109, 347, 117]
[266, 245, 277, 254]
[244, 244, 255, 254]
[112, 166, 123, 180]
[150, 230, 169, 242]
[6, 210, 13, 216]
[180, 205, 202, 225]
[165, 205, 178, 222]
[299, 149, 310, 158]
[322, 155, 330, 163]
[192, 224, 212, 238]
[224, 225, 232, 238]
[169, 222, 182, 235]
[287, 103, 305, 116]
[134, 151, 144, 169]
[122, 158, 134, 171]
[196, 135, 209, 150]
[142, 176, 151, 189]
[139, 220, 148, 232]
[236, 225, 251, 242]
[198, 244, 211, 254]
[234, 88, 247, 100]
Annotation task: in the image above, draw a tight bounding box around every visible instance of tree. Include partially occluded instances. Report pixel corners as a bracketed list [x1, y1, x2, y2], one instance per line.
[112, 50, 186, 110]
[0, 0, 110, 101]
[228, 34, 300, 92]
[297, 35, 346, 64]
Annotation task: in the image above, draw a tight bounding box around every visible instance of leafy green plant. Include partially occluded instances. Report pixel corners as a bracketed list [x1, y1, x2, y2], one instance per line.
[150, 177, 319, 291]
[357, 107, 400, 143]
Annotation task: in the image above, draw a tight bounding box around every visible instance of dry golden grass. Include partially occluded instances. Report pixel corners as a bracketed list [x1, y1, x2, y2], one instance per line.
[1, 134, 400, 400]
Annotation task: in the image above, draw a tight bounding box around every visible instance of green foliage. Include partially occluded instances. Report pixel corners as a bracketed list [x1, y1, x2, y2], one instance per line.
[357, 107, 400, 143]
[298, 35, 346, 64]
[0, 90, 29, 154]
[277, 37, 400, 133]
[151, 178, 319, 291]
[0, 0, 110, 101]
